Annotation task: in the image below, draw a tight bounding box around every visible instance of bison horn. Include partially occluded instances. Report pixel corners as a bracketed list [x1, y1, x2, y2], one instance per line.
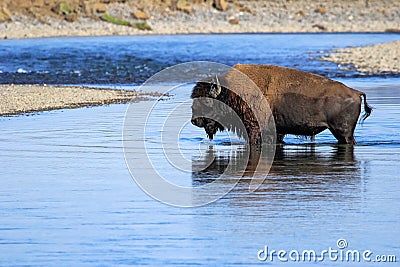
[210, 76, 217, 98]
[215, 75, 222, 96]
[210, 75, 222, 98]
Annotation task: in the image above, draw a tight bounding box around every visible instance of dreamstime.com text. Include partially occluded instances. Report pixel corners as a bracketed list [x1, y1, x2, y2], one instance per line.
[257, 239, 397, 263]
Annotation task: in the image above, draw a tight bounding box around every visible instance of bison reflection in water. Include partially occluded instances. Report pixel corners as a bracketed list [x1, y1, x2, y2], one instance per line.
[191, 64, 372, 144]
[192, 144, 359, 188]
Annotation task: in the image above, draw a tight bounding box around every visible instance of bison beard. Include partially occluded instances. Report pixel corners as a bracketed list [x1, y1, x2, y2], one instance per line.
[191, 64, 372, 145]
[191, 117, 224, 140]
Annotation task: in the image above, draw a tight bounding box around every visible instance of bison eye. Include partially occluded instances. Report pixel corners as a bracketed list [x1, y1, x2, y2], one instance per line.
[203, 98, 213, 107]
[194, 98, 213, 108]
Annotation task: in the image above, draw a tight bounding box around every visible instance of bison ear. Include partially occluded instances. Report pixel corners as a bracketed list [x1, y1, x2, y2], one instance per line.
[210, 75, 222, 98]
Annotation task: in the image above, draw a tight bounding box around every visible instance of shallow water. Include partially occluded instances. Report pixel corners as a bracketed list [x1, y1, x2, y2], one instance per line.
[1, 34, 400, 265]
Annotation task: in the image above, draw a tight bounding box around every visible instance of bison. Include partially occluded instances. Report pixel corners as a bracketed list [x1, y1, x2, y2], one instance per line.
[191, 64, 372, 145]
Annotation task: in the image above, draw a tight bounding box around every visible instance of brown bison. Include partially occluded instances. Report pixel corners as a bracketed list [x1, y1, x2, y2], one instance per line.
[191, 64, 372, 145]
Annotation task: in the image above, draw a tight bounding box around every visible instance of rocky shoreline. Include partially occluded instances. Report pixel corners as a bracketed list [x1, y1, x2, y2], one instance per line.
[319, 40, 400, 74]
[0, 0, 399, 39]
[0, 85, 160, 116]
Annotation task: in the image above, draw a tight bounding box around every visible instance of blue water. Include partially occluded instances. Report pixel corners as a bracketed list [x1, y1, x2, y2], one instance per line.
[1, 33, 400, 85]
[0, 34, 399, 266]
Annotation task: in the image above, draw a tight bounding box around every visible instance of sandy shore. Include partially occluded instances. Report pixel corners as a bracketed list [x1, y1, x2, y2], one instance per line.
[0, 85, 159, 116]
[0, 0, 399, 39]
[319, 40, 400, 74]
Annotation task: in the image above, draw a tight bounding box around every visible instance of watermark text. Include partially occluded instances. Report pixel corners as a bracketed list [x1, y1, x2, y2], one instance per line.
[257, 239, 397, 263]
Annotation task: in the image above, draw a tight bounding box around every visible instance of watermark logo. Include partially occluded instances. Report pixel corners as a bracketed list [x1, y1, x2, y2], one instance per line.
[257, 239, 397, 263]
[336, 238, 348, 249]
[122, 61, 276, 207]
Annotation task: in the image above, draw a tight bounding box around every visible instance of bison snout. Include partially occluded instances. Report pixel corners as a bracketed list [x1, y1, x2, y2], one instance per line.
[191, 117, 204, 127]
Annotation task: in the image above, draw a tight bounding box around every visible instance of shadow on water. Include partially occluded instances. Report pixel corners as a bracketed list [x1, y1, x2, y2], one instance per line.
[192, 144, 362, 202]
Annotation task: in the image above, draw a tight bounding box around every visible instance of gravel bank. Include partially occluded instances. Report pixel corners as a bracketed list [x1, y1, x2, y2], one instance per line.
[319, 41, 400, 74]
[0, 0, 399, 39]
[0, 85, 157, 116]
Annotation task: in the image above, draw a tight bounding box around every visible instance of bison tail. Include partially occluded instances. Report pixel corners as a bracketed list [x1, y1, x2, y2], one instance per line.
[360, 93, 373, 123]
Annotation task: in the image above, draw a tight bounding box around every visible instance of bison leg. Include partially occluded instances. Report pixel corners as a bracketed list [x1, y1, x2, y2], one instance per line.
[329, 128, 356, 144]
[327, 95, 361, 145]
[328, 116, 358, 145]
[328, 112, 359, 145]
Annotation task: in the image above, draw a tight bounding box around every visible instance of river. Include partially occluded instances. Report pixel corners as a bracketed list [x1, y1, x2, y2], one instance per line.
[0, 33, 399, 266]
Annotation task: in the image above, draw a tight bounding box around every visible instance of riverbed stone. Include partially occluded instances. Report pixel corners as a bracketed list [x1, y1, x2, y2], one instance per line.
[0, 7, 11, 22]
[228, 17, 239, 25]
[132, 10, 150, 20]
[214, 0, 228, 11]
[176, 1, 192, 14]
[314, 5, 327, 15]
[92, 3, 107, 13]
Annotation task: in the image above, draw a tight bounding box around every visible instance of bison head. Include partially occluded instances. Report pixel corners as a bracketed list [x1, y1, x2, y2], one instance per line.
[191, 75, 226, 140]
[191, 70, 275, 144]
